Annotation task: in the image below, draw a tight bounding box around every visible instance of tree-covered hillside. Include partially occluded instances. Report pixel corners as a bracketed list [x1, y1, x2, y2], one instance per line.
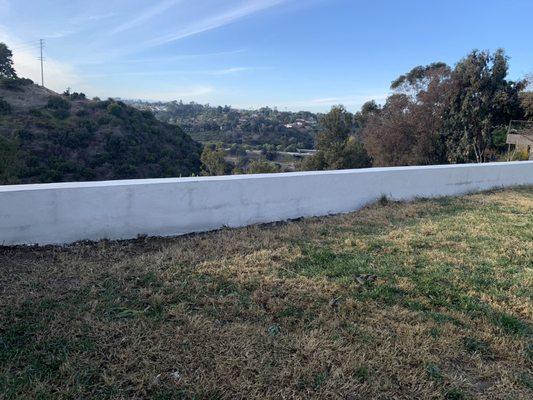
[126, 100, 318, 150]
[0, 79, 202, 185]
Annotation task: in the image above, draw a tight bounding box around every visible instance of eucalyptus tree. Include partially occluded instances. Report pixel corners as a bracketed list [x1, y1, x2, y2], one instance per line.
[443, 49, 525, 163]
[0, 43, 17, 79]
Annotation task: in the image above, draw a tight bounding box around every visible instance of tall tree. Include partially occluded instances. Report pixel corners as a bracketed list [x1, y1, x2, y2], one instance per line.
[443, 49, 525, 163]
[391, 62, 450, 94]
[354, 100, 381, 129]
[0, 43, 17, 79]
[520, 74, 533, 120]
[200, 145, 231, 176]
[303, 106, 370, 170]
[363, 63, 450, 166]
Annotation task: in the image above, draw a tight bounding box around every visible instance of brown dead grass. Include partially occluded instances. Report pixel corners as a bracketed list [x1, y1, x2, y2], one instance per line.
[0, 187, 532, 399]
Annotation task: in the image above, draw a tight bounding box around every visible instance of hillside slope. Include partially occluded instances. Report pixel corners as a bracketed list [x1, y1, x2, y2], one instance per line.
[0, 79, 202, 184]
[126, 100, 317, 149]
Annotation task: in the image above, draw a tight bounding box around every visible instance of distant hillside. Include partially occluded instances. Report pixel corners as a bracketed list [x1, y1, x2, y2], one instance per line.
[0, 79, 202, 184]
[125, 100, 318, 150]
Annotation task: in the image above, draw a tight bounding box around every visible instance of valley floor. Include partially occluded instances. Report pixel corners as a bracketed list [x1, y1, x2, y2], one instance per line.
[1, 188, 532, 399]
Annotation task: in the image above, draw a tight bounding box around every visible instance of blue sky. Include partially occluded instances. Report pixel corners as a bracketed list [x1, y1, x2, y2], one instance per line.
[1, 0, 532, 112]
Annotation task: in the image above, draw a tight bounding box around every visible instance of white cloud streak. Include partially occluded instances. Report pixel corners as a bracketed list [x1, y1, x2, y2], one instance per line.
[271, 93, 389, 112]
[86, 12, 117, 21]
[0, 0, 9, 14]
[110, 0, 182, 35]
[205, 67, 252, 75]
[114, 85, 214, 101]
[83, 67, 252, 78]
[74, 49, 246, 66]
[141, 0, 286, 48]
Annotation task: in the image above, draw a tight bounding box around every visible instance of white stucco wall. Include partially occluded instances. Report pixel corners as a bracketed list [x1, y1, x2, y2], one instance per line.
[1, 161, 532, 246]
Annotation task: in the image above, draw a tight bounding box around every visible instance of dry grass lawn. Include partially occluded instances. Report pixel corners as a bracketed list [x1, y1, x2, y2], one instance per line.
[1, 187, 532, 399]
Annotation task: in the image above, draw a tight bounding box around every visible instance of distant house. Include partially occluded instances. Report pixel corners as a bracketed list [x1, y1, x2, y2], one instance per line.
[284, 121, 305, 129]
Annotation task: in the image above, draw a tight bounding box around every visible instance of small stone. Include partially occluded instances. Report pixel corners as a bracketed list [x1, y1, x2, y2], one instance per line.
[355, 274, 378, 284]
[169, 371, 180, 381]
[329, 297, 341, 308]
[268, 324, 281, 336]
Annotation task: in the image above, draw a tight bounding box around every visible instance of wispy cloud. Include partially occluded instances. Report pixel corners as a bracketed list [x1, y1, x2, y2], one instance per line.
[73, 49, 246, 66]
[43, 12, 116, 39]
[272, 93, 389, 112]
[86, 12, 116, 21]
[0, 0, 9, 14]
[44, 30, 78, 39]
[115, 85, 215, 101]
[110, 0, 182, 35]
[206, 67, 252, 75]
[84, 67, 252, 78]
[307, 94, 388, 106]
[142, 0, 287, 48]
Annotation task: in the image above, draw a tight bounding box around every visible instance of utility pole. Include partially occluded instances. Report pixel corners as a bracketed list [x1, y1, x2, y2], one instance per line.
[39, 39, 45, 87]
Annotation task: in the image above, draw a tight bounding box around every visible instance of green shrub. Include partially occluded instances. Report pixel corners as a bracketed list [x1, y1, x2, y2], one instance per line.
[97, 115, 111, 126]
[76, 109, 89, 117]
[107, 103, 123, 118]
[52, 108, 70, 120]
[28, 108, 42, 117]
[0, 77, 33, 91]
[141, 110, 154, 119]
[78, 118, 97, 132]
[47, 96, 71, 110]
[0, 98, 11, 115]
[0, 135, 21, 184]
[69, 92, 86, 100]
[15, 129, 33, 141]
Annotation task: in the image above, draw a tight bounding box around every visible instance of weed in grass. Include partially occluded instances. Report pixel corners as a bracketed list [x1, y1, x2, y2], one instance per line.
[525, 342, 533, 361]
[462, 337, 492, 356]
[354, 365, 369, 383]
[518, 372, 533, 390]
[491, 311, 531, 336]
[277, 305, 305, 319]
[424, 311, 463, 326]
[378, 194, 390, 206]
[428, 326, 442, 338]
[426, 363, 443, 382]
[313, 367, 331, 390]
[445, 387, 466, 400]
[267, 324, 281, 336]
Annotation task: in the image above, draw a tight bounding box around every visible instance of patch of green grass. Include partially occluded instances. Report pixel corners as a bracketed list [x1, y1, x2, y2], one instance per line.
[426, 363, 443, 382]
[462, 337, 492, 355]
[282, 191, 532, 340]
[518, 372, 533, 390]
[313, 367, 330, 389]
[445, 387, 466, 400]
[0, 298, 104, 399]
[354, 365, 369, 383]
[491, 312, 531, 336]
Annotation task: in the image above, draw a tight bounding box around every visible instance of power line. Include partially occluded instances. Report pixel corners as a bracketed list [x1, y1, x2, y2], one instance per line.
[10, 43, 40, 53]
[10, 40, 40, 47]
[9, 39, 40, 50]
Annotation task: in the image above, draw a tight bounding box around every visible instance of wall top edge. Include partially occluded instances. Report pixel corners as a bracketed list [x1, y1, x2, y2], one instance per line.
[1, 161, 532, 193]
